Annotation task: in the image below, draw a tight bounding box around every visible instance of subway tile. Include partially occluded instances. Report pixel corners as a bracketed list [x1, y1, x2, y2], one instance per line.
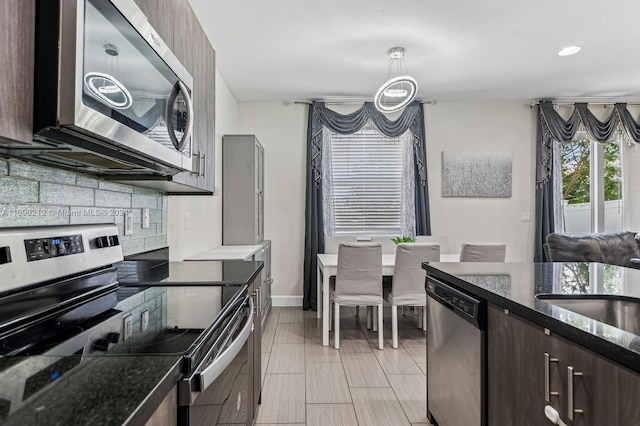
[132, 194, 158, 209]
[95, 190, 131, 208]
[10, 160, 76, 185]
[0, 204, 70, 227]
[122, 238, 145, 256]
[149, 208, 162, 224]
[145, 234, 167, 251]
[0, 177, 38, 203]
[69, 207, 116, 224]
[132, 186, 162, 196]
[132, 224, 159, 239]
[98, 181, 134, 193]
[40, 183, 94, 206]
[76, 174, 100, 188]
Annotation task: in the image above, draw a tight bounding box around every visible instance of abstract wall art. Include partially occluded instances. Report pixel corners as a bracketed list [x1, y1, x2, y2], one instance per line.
[442, 151, 512, 198]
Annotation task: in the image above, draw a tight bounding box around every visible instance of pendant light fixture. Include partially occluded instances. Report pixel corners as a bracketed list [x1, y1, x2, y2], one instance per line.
[374, 47, 418, 113]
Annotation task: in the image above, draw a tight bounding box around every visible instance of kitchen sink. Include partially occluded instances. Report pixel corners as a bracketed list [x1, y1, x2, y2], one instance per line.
[536, 294, 640, 335]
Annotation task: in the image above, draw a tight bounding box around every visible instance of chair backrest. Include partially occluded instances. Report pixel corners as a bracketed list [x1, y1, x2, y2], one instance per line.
[392, 243, 440, 302]
[460, 243, 506, 262]
[415, 235, 450, 254]
[370, 236, 397, 254]
[324, 236, 357, 254]
[335, 242, 383, 298]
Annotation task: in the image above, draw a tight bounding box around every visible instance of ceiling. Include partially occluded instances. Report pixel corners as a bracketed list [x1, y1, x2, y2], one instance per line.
[188, 0, 640, 103]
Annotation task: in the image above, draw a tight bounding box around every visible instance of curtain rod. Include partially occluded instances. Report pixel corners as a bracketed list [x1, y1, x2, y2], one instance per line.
[530, 99, 640, 107]
[293, 99, 438, 105]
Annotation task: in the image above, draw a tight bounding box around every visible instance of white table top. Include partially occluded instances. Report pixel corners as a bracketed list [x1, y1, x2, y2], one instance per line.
[186, 245, 264, 261]
[317, 252, 460, 268]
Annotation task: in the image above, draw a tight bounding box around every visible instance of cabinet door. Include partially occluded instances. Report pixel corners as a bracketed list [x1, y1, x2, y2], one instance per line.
[487, 305, 547, 425]
[133, 0, 174, 49]
[0, 0, 35, 145]
[169, 0, 215, 193]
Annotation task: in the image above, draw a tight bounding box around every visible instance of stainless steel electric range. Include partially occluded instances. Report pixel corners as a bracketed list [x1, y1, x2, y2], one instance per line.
[0, 224, 261, 426]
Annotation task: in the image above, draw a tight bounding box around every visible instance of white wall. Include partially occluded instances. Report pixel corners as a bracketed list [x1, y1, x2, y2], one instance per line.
[426, 102, 536, 262]
[167, 69, 238, 261]
[230, 101, 536, 305]
[237, 102, 308, 306]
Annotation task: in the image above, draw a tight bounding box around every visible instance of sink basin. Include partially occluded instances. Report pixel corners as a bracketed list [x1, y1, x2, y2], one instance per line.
[536, 295, 640, 335]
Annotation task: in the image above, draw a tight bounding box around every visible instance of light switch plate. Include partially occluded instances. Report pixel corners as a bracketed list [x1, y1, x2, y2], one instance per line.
[124, 211, 133, 235]
[142, 208, 150, 229]
[123, 315, 133, 341]
[141, 310, 149, 331]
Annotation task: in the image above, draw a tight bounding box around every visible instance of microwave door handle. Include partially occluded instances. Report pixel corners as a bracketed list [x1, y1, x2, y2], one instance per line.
[195, 297, 253, 392]
[166, 80, 194, 152]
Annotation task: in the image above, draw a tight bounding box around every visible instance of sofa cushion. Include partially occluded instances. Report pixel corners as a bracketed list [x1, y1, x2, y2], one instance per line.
[545, 231, 640, 267]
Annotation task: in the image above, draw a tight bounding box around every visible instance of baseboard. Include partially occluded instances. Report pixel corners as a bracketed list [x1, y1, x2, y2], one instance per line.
[272, 295, 303, 307]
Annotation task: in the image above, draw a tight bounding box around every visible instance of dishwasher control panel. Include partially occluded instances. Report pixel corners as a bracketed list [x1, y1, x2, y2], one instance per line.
[426, 277, 483, 322]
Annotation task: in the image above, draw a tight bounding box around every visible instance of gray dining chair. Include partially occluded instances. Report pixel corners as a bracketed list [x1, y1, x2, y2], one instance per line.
[330, 242, 383, 349]
[415, 235, 450, 254]
[324, 236, 357, 254]
[459, 243, 506, 262]
[385, 243, 440, 348]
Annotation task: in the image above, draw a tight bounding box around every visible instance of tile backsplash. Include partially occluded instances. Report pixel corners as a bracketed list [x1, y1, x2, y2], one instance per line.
[0, 158, 167, 256]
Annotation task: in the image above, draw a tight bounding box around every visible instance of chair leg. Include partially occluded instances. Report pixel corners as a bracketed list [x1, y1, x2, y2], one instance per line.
[372, 306, 378, 332]
[417, 306, 422, 329]
[366, 306, 372, 329]
[392, 305, 399, 349]
[377, 303, 384, 350]
[355, 305, 359, 317]
[328, 301, 332, 331]
[334, 302, 340, 349]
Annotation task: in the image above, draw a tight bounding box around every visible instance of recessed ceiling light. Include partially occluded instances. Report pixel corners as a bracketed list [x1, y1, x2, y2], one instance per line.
[558, 46, 582, 56]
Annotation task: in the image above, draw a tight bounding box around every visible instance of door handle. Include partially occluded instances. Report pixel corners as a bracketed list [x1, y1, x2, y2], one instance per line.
[166, 80, 194, 152]
[567, 366, 584, 420]
[544, 352, 559, 402]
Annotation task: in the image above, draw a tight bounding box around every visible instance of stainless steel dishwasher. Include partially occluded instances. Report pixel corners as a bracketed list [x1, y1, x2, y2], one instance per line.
[426, 276, 487, 426]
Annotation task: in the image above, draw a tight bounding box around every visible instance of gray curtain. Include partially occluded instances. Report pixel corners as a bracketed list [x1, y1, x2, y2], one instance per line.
[303, 101, 430, 310]
[534, 101, 640, 261]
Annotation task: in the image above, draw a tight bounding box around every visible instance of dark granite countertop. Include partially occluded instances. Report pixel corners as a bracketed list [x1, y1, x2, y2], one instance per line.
[1, 354, 182, 426]
[0, 257, 263, 425]
[423, 261, 640, 374]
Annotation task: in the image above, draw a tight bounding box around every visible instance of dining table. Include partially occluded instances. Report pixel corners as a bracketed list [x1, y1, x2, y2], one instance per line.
[316, 252, 460, 346]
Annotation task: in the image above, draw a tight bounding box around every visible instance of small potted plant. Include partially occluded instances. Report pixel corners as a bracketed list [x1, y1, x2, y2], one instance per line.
[391, 236, 415, 244]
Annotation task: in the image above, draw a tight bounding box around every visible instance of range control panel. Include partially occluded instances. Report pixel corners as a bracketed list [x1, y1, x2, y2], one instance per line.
[24, 235, 84, 262]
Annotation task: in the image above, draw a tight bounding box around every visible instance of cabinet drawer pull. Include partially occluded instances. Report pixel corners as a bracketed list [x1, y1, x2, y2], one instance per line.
[544, 352, 559, 402]
[200, 153, 206, 177]
[567, 366, 584, 420]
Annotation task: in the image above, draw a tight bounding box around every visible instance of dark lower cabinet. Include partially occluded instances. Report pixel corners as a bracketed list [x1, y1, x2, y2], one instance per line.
[488, 304, 640, 425]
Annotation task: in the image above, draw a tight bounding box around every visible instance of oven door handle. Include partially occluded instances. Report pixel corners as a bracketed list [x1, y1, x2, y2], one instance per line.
[193, 296, 253, 392]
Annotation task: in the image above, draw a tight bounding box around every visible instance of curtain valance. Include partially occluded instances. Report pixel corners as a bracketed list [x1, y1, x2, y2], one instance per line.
[537, 101, 640, 187]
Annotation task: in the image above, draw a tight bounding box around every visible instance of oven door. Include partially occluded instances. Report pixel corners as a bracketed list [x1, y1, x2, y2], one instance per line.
[178, 296, 254, 426]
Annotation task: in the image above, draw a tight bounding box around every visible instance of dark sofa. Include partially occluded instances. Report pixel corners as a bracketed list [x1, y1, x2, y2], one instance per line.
[545, 231, 640, 268]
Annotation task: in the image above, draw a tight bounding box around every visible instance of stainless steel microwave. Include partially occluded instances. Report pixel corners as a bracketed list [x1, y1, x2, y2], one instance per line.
[24, 0, 194, 175]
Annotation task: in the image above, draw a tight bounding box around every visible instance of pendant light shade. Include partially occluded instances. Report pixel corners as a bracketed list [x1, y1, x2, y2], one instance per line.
[374, 47, 418, 113]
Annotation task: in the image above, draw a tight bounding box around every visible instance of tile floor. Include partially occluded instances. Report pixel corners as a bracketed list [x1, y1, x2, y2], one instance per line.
[255, 306, 430, 425]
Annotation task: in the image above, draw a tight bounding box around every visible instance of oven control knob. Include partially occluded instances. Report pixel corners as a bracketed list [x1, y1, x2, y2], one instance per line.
[106, 332, 120, 344]
[91, 338, 110, 352]
[95, 236, 110, 248]
[0, 247, 11, 265]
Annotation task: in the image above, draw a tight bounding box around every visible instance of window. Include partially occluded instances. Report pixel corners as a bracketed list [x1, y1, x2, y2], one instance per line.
[322, 121, 414, 236]
[561, 133, 623, 232]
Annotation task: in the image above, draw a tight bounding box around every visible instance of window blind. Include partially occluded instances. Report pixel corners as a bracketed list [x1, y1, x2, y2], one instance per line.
[329, 125, 403, 235]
